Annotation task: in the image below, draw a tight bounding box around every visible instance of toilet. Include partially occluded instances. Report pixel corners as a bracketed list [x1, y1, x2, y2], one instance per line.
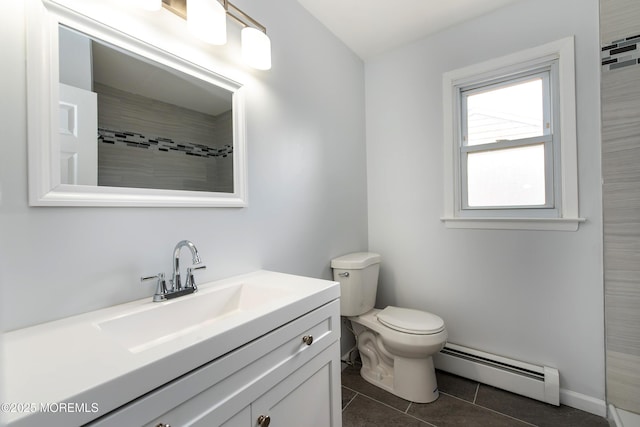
[332, 252, 447, 403]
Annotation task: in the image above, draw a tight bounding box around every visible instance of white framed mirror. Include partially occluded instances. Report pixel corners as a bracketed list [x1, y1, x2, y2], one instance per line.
[26, 0, 248, 207]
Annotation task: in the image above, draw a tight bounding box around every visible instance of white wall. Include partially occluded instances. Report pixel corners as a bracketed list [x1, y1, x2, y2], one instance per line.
[0, 0, 367, 331]
[365, 0, 604, 404]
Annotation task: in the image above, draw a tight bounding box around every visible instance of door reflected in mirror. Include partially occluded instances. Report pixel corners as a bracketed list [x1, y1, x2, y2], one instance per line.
[58, 25, 234, 193]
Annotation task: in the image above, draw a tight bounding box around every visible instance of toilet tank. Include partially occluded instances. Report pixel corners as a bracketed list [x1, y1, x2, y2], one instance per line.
[331, 252, 381, 316]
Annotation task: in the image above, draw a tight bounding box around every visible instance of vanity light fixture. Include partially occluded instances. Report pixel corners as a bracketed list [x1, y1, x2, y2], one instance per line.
[134, 0, 163, 11]
[158, 0, 272, 70]
[187, 0, 227, 45]
[241, 27, 271, 70]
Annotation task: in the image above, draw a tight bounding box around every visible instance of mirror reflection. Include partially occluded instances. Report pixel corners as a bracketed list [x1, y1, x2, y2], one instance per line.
[58, 25, 234, 193]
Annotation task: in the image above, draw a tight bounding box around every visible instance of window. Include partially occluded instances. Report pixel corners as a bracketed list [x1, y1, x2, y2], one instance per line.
[461, 68, 557, 212]
[442, 37, 583, 231]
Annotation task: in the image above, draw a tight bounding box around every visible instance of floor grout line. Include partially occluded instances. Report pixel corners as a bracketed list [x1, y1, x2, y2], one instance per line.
[343, 387, 410, 414]
[342, 370, 606, 427]
[429, 391, 539, 427]
[346, 385, 538, 427]
[343, 386, 439, 425]
[341, 390, 358, 412]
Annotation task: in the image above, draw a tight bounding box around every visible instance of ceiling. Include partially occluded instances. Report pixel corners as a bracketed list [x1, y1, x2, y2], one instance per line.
[295, 0, 523, 60]
[91, 40, 232, 116]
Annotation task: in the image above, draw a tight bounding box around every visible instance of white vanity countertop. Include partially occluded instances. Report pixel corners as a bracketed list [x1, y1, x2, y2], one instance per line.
[1, 270, 340, 427]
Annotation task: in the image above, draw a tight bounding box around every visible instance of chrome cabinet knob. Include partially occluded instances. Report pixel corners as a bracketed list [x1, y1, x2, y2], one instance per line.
[302, 335, 314, 345]
[257, 414, 271, 426]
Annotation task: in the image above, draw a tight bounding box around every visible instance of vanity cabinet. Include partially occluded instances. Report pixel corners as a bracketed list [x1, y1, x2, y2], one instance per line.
[88, 300, 342, 427]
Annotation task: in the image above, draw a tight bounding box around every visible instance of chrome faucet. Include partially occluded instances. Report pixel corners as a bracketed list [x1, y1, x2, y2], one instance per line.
[172, 240, 202, 291]
[141, 240, 206, 302]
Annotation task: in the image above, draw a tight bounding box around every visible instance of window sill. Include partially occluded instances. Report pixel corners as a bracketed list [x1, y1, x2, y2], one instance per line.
[441, 217, 586, 231]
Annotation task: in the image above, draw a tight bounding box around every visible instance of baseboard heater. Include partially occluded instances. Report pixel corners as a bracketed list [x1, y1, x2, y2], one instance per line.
[433, 343, 560, 406]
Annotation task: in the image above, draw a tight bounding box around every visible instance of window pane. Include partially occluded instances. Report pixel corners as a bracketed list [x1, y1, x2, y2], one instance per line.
[467, 144, 546, 207]
[466, 78, 544, 146]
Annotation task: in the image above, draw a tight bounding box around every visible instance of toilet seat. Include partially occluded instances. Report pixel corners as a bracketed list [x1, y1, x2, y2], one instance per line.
[377, 306, 445, 335]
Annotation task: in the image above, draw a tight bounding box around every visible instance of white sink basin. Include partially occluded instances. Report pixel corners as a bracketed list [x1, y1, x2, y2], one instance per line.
[4, 270, 339, 427]
[96, 282, 295, 353]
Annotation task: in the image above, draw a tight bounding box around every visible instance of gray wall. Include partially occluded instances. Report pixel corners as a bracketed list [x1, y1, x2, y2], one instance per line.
[0, 0, 367, 334]
[365, 0, 604, 406]
[96, 84, 234, 192]
[601, 0, 640, 413]
[95, 83, 232, 151]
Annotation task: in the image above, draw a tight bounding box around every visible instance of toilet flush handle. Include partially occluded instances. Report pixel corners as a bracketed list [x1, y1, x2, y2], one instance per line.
[338, 272, 350, 277]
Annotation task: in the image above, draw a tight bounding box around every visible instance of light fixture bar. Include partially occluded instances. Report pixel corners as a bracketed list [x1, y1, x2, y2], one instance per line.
[161, 0, 187, 18]
[224, 0, 266, 33]
[160, 0, 271, 69]
[161, 0, 266, 33]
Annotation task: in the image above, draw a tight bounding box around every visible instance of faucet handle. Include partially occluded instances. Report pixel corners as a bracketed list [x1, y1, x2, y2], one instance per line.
[141, 273, 169, 301]
[185, 265, 206, 290]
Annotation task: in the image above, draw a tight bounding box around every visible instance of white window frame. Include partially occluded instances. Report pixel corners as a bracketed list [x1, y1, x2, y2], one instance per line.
[460, 66, 557, 214]
[441, 37, 585, 231]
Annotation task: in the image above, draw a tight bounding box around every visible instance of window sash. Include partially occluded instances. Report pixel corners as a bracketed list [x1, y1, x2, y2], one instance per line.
[461, 70, 552, 141]
[460, 136, 554, 210]
[456, 64, 559, 214]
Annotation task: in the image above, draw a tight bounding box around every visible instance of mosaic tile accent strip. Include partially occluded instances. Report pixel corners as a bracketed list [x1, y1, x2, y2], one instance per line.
[602, 34, 640, 71]
[98, 128, 232, 158]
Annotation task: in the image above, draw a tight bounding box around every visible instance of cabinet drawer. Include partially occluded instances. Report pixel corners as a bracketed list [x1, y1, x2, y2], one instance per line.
[251, 342, 342, 427]
[90, 299, 340, 427]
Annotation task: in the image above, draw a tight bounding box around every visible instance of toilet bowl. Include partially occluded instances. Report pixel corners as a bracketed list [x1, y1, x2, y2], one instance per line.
[349, 306, 446, 403]
[332, 252, 447, 403]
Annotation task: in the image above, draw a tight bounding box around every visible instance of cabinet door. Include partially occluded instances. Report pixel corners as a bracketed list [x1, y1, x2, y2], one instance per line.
[251, 342, 342, 427]
[91, 301, 341, 427]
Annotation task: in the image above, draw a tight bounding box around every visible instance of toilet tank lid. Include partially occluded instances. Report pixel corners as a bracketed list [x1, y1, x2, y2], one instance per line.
[331, 252, 381, 269]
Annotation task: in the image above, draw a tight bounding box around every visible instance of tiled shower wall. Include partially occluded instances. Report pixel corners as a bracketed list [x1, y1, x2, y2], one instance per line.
[95, 83, 233, 192]
[601, 0, 640, 414]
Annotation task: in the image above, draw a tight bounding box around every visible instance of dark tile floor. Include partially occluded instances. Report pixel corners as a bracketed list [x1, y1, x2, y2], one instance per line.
[341, 364, 610, 427]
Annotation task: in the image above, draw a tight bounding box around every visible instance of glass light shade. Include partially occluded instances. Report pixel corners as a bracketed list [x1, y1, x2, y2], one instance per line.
[134, 0, 162, 11]
[242, 27, 272, 70]
[187, 0, 227, 45]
